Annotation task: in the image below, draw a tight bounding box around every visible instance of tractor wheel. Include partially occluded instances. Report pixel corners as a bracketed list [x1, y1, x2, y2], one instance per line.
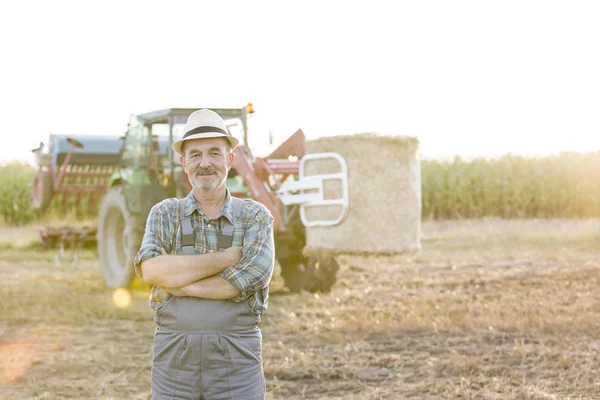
[280, 254, 340, 293]
[31, 169, 53, 210]
[97, 186, 144, 288]
[306, 254, 340, 293]
[280, 257, 313, 293]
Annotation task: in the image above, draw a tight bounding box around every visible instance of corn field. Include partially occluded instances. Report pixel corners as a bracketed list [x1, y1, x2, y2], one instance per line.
[2, 152, 600, 226]
[421, 152, 600, 219]
[0, 162, 37, 226]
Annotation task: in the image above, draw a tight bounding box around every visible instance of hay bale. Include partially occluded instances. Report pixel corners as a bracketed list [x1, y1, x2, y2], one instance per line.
[303, 133, 421, 256]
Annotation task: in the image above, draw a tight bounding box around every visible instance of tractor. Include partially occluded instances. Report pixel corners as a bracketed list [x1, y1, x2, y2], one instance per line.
[32, 104, 339, 293]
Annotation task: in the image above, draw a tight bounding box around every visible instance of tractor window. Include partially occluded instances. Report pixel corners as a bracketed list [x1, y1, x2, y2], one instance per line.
[151, 118, 243, 145]
[172, 123, 185, 139]
[122, 117, 150, 167]
[150, 123, 186, 139]
[151, 124, 169, 137]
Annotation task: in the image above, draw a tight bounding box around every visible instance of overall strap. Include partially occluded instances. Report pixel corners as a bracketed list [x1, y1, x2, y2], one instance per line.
[217, 197, 244, 251]
[178, 198, 195, 255]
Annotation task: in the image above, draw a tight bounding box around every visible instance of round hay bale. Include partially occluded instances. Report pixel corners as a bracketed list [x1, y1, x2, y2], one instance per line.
[303, 133, 421, 256]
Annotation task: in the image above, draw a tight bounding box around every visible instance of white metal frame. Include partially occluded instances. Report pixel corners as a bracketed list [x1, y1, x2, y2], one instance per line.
[276, 152, 349, 227]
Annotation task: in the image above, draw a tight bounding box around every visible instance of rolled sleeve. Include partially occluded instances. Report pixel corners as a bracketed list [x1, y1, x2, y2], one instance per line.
[133, 201, 175, 280]
[219, 209, 275, 302]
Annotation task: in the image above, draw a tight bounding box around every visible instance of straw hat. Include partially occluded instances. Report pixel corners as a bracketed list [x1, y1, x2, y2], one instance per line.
[171, 109, 239, 155]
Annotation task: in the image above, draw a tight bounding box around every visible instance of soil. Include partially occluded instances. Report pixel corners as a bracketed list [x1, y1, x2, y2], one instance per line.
[1, 218, 599, 399]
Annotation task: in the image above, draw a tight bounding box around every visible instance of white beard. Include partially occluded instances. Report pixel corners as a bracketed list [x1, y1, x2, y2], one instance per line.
[189, 169, 227, 193]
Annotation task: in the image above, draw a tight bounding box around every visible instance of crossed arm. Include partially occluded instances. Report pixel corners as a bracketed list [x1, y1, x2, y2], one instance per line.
[139, 247, 242, 299]
[134, 201, 275, 301]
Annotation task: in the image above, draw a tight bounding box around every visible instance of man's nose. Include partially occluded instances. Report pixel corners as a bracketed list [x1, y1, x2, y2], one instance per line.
[198, 154, 211, 167]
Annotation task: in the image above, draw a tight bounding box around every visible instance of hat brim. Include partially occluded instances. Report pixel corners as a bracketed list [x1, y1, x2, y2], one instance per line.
[172, 132, 240, 155]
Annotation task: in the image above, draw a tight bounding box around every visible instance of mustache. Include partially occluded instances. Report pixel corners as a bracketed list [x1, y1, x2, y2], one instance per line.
[194, 167, 216, 175]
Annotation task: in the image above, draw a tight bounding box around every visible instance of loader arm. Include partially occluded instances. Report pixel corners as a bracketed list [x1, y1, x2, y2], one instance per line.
[265, 129, 306, 160]
[231, 146, 284, 231]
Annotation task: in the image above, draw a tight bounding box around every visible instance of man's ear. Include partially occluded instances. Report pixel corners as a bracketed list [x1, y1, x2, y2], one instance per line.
[180, 155, 187, 172]
[228, 151, 235, 168]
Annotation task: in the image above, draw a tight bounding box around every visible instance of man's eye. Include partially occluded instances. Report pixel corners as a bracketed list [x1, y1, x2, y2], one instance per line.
[211, 152, 219, 156]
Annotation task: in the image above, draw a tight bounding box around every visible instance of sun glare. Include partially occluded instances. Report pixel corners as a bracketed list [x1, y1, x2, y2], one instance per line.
[112, 288, 132, 309]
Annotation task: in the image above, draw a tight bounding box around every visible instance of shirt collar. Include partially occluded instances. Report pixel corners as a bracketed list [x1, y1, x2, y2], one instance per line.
[183, 189, 234, 223]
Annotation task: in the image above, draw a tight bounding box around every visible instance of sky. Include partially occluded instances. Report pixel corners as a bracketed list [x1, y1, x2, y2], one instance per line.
[1, 0, 599, 165]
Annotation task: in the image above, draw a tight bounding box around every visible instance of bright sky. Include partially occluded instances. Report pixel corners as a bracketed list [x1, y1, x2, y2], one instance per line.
[1, 0, 599, 165]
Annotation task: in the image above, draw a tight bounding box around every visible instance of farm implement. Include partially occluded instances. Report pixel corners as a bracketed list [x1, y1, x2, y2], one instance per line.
[31, 104, 347, 293]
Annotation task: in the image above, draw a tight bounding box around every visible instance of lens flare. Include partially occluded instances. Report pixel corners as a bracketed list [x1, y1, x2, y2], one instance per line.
[112, 288, 132, 309]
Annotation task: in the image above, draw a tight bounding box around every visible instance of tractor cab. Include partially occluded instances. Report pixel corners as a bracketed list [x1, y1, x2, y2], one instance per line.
[114, 105, 254, 218]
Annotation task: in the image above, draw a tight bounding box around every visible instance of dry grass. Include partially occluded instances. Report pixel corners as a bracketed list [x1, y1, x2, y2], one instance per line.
[1, 219, 600, 399]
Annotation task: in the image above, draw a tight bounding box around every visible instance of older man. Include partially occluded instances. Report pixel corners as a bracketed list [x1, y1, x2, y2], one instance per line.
[134, 109, 274, 400]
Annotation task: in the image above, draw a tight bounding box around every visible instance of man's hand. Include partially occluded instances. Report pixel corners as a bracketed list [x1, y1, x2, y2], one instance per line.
[141, 246, 243, 288]
[160, 246, 241, 268]
[221, 246, 243, 267]
[162, 247, 242, 297]
[164, 276, 239, 300]
[163, 286, 186, 297]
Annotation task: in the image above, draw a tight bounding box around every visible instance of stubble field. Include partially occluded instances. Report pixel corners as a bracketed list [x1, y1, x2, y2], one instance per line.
[1, 218, 599, 399]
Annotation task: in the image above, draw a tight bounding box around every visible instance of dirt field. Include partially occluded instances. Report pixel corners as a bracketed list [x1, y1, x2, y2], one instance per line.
[1, 218, 600, 399]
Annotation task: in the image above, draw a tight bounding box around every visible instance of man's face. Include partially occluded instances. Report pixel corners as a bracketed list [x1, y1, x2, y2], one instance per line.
[180, 137, 234, 194]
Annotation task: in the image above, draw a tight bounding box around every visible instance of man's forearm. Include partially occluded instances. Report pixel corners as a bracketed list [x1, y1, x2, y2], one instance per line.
[166, 276, 240, 300]
[140, 253, 228, 288]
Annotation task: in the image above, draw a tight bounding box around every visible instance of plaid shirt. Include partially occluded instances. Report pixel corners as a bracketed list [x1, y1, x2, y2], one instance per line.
[133, 190, 275, 316]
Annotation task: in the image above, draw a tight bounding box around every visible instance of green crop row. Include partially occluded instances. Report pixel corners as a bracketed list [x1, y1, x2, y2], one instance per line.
[0, 163, 99, 226]
[1, 152, 599, 226]
[421, 152, 600, 219]
[0, 162, 38, 225]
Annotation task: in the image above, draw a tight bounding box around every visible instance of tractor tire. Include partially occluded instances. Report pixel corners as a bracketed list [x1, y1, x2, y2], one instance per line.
[31, 169, 53, 210]
[306, 254, 340, 293]
[280, 257, 313, 293]
[276, 208, 341, 293]
[97, 186, 144, 288]
[280, 253, 340, 293]
[276, 215, 311, 292]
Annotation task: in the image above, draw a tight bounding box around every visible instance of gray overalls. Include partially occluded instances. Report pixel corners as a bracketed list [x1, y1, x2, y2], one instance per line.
[151, 198, 265, 400]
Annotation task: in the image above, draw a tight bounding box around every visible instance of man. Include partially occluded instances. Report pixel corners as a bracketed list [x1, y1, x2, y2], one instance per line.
[134, 109, 274, 400]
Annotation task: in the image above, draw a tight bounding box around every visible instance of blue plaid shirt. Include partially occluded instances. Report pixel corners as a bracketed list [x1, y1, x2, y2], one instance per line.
[133, 190, 275, 315]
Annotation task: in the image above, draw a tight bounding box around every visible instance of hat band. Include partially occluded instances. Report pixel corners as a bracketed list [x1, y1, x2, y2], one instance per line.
[183, 126, 229, 139]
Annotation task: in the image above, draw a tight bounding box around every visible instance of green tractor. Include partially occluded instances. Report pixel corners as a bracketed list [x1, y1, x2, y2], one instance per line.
[96, 105, 339, 292]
